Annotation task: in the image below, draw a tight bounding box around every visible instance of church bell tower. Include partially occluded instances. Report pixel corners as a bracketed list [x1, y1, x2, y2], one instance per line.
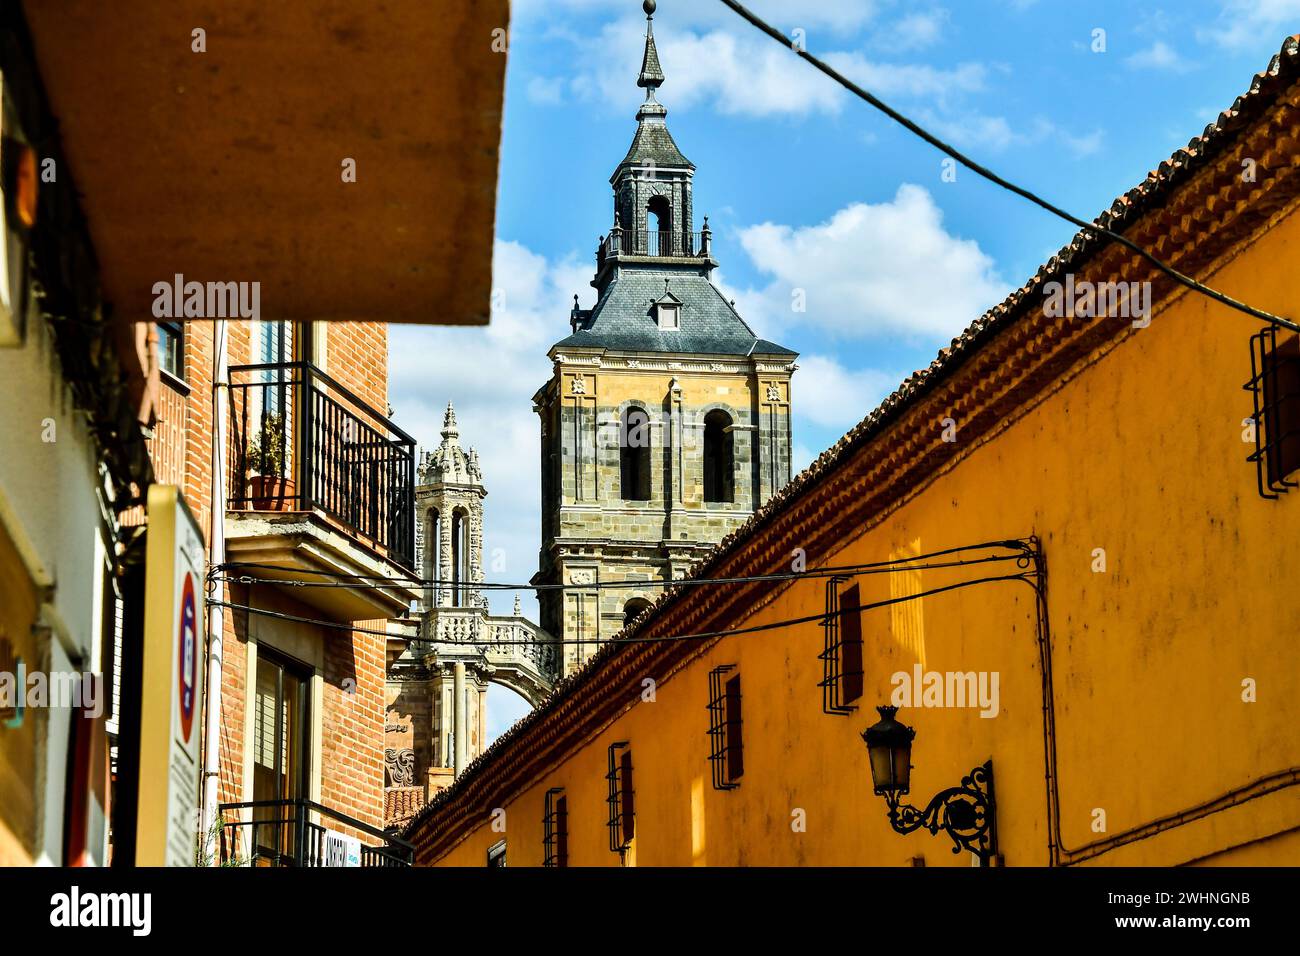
[533, 0, 798, 676]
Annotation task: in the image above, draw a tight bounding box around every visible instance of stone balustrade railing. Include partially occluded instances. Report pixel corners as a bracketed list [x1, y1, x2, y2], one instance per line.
[483, 617, 558, 680]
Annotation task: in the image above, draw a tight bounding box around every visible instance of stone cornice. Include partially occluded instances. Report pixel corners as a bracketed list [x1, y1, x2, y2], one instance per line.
[548, 349, 797, 376]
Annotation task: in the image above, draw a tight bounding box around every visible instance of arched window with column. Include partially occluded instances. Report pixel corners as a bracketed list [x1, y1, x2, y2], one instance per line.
[703, 410, 735, 503]
[451, 508, 470, 606]
[647, 195, 672, 255]
[424, 508, 441, 607]
[620, 406, 651, 501]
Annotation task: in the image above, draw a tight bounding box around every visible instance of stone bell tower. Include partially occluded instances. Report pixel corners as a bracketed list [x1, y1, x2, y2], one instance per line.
[418, 402, 486, 615]
[385, 404, 556, 814]
[533, 0, 798, 677]
[394, 402, 492, 793]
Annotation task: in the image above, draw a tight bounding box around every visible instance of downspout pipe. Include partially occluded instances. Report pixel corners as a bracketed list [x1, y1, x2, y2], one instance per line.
[199, 319, 229, 864]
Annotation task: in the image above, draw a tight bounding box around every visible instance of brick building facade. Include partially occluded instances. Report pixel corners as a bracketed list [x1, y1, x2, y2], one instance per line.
[144, 316, 417, 853]
[385, 405, 556, 825]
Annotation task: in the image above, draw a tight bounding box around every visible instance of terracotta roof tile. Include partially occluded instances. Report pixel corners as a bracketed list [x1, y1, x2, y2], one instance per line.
[385, 787, 426, 828]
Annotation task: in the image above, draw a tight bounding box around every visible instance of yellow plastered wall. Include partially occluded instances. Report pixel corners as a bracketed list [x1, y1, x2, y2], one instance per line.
[432, 207, 1300, 868]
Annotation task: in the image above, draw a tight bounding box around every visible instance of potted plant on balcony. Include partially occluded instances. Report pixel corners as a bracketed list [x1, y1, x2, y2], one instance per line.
[246, 412, 295, 511]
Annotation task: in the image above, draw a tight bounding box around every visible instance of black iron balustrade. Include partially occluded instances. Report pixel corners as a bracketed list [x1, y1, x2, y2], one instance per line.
[218, 798, 415, 867]
[228, 361, 416, 569]
[604, 229, 706, 258]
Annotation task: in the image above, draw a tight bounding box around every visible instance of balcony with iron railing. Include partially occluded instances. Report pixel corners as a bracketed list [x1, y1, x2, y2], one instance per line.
[224, 361, 419, 619]
[218, 798, 414, 867]
[229, 361, 415, 566]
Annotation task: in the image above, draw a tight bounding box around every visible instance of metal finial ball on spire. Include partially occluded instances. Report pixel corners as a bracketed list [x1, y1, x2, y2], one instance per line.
[643, 0, 656, 17]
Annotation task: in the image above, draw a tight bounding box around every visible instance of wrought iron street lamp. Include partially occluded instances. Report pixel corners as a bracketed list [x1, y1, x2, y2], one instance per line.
[861, 706, 998, 865]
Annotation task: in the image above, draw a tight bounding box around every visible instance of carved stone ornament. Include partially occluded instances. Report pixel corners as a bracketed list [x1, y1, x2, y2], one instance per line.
[385, 748, 416, 787]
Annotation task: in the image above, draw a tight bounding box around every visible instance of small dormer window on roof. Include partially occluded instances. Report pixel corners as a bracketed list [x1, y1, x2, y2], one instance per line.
[653, 281, 682, 330]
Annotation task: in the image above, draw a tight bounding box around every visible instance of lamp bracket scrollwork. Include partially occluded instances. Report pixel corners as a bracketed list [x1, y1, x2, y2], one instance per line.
[883, 760, 997, 863]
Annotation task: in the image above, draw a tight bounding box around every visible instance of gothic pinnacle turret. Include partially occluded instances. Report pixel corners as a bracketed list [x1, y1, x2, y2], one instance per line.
[419, 401, 483, 486]
[441, 401, 459, 440]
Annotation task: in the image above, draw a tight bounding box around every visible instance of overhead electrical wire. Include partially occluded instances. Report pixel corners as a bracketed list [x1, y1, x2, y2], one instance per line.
[209, 568, 1034, 649]
[212, 539, 1033, 593]
[717, 0, 1300, 335]
[214, 551, 1027, 593]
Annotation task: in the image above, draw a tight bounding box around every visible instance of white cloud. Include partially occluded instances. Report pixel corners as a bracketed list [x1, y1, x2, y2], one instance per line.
[923, 111, 1019, 151]
[1200, 0, 1300, 50]
[1057, 126, 1105, 157]
[743, 0, 884, 35]
[921, 111, 1104, 156]
[878, 9, 950, 52]
[527, 10, 1060, 155]
[514, 0, 883, 36]
[526, 75, 564, 105]
[794, 355, 898, 429]
[1135, 10, 1174, 37]
[732, 184, 1009, 340]
[825, 53, 987, 104]
[548, 15, 986, 119]
[1125, 40, 1190, 72]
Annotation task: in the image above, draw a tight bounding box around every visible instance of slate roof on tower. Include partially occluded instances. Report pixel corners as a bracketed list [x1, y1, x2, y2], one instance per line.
[554, 269, 795, 356]
[614, 119, 692, 173]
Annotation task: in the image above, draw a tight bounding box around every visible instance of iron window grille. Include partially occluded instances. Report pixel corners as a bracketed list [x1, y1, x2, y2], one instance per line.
[819, 577, 864, 715]
[543, 787, 568, 867]
[1245, 326, 1300, 498]
[605, 742, 634, 854]
[707, 665, 744, 790]
[486, 839, 507, 867]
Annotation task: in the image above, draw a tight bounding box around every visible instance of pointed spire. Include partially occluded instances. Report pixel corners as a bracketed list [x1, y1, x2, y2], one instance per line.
[636, 1, 668, 122]
[441, 401, 459, 441]
[638, 1, 664, 91]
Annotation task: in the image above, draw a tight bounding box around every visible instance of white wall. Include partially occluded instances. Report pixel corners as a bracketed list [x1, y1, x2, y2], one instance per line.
[0, 309, 113, 866]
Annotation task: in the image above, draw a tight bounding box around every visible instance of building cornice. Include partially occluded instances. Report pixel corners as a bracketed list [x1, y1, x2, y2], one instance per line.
[546, 349, 797, 376]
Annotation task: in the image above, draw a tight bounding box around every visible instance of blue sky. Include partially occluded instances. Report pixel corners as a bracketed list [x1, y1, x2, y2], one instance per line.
[390, 0, 1300, 737]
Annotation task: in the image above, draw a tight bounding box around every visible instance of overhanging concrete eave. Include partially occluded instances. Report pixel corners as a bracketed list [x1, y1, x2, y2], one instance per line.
[224, 511, 419, 622]
[20, 0, 508, 325]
